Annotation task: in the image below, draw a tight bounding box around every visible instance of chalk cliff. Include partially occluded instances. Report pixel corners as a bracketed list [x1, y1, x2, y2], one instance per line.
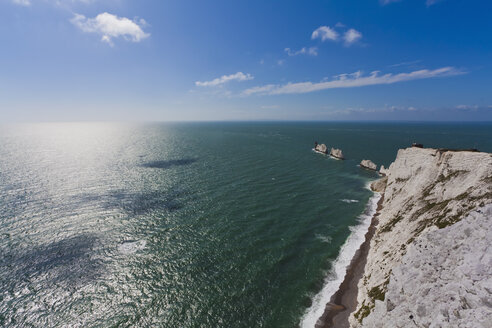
[349, 147, 492, 327]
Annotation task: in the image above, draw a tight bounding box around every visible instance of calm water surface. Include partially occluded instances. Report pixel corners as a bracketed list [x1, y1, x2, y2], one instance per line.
[1, 122, 491, 327]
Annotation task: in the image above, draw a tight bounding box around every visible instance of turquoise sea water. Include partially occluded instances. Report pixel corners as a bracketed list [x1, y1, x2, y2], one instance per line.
[1, 122, 491, 328]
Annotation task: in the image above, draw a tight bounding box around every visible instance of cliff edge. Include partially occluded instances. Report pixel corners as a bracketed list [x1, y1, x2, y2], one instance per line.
[349, 147, 492, 327]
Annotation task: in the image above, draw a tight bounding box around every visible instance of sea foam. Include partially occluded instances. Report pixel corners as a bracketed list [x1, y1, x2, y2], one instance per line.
[118, 240, 147, 254]
[300, 192, 381, 328]
[340, 199, 359, 203]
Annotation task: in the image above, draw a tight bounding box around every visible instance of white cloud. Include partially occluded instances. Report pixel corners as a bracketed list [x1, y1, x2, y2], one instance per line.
[456, 104, 479, 110]
[311, 26, 338, 41]
[381, 0, 444, 6]
[380, 0, 401, 5]
[388, 60, 422, 68]
[12, 0, 31, 6]
[284, 47, 318, 56]
[277, 59, 286, 66]
[71, 12, 150, 45]
[195, 72, 253, 87]
[242, 67, 464, 96]
[426, 0, 443, 6]
[242, 84, 276, 96]
[343, 28, 362, 45]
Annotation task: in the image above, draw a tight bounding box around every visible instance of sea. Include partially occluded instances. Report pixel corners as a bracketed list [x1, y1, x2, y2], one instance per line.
[1, 122, 491, 328]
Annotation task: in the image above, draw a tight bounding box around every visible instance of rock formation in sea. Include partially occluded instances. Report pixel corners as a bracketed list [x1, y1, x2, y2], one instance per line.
[360, 160, 377, 171]
[378, 165, 388, 176]
[348, 147, 492, 328]
[330, 148, 344, 160]
[315, 143, 328, 154]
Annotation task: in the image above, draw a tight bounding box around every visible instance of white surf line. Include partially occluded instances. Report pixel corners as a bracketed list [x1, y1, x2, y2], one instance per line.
[340, 199, 359, 203]
[300, 191, 381, 328]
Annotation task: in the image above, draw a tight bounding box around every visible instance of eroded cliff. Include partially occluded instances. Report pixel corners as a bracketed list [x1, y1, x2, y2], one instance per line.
[349, 147, 492, 327]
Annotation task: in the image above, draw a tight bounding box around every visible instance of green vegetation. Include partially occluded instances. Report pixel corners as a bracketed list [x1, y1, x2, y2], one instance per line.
[380, 215, 403, 233]
[354, 301, 374, 324]
[355, 280, 390, 323]
[368, 285, 386, 302]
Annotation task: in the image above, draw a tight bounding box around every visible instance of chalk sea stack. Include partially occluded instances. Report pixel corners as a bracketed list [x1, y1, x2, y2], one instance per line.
[379, 165, 389, 176]
[314, 142, 328, 154]
[360, 159, 377, 171]
[330, 148, 344, 160]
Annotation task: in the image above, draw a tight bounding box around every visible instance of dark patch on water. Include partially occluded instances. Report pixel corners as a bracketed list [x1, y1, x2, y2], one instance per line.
[71, 188, 187, 216]
[108, 190, 184, 214]
[0, 234, 103, 290]
[140, 158, 198, 169]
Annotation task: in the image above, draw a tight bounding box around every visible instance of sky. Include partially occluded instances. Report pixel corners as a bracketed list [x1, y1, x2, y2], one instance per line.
[1, 0, 491, 122]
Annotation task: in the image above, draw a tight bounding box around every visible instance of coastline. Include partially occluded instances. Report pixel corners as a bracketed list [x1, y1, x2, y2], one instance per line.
[300, 189, 382, 328]
[315, 193, 384, 328]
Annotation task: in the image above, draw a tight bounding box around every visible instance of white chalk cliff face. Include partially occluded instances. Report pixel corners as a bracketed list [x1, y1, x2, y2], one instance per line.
[349, 147, 492, 327]
[362, 204, 492, 328]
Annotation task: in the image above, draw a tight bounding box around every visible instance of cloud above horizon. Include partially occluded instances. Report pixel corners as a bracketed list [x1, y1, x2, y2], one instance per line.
[380, 0, 445, 6]
[12, 0, 31, 6]
[311, 26, 339, 41]
[380, 0, 401, 5]
[242, 67, 464, 96]
[312, 25, 362, 46]
[343, 29, 362, 45]
[285, 47, 318, 56]
[71, 12, 149, 45]
[195, 72, 254, 87]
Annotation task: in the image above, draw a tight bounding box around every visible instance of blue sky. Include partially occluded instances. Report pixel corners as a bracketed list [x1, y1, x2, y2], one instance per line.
[1, 0, 491, 121]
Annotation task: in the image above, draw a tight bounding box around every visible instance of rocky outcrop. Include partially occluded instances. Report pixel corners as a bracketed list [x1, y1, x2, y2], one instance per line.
[315, 143, 328, 154]
[379, 165, 388, 176]
[360, 160, 377, 171]
[330, 148, 344, 160]
[349, 147, 492, 327]
[370, 177, 388, 193]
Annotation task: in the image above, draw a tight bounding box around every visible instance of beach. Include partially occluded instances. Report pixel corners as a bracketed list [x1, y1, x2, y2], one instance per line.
[315, 195, 384, 328]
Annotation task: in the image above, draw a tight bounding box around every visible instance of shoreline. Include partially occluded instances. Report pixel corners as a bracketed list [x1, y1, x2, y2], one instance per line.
[315, 193, 385, 328]
[300, 189, 382, 328]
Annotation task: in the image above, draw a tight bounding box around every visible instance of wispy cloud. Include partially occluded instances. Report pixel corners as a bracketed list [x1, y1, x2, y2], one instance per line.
[312, 25, 363, 46]
[456, 104, 479, 110]
[311, 26, 339, 41]
[426, 0, 444, 6]
[12, 0, 31, 6]
[381, 0, 444, 6]
[285, 47, 318, 56]
[195, 72, 253, 87]
[71, 12, 150, 46]
[242, 67, 464, 96]
[343, 29, 362, 46]
[388, 60, 422, 68]
[380, 0, 401, 5]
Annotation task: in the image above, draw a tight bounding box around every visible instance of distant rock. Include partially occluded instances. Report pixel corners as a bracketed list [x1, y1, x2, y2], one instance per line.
[314, 143, 328, 154]
[370, 176, 388, 193]
[360, 159, 377, 171]
[330, 148, 345, 159]
[379, 165, 389, 176]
